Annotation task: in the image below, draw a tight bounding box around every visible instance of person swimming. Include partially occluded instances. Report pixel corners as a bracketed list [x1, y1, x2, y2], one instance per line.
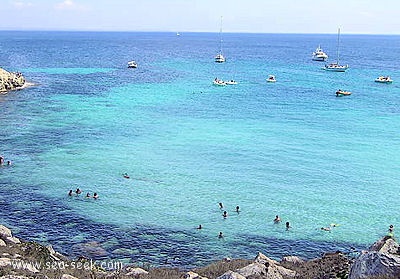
[286, 221, 291, 230]
[93, 193, 99, 199]
[218, 232, 224, 239]
[321, 227, 331, 231]
[86, 192, 91, 198]
[235, 206, 240, 213]
[219, 202, 223, 209]
[68, 190, 73, 196]
[222, 211, 228, 218]
[75, 188, 82, 195]
[123, 173, 130, 179]
[274, 215, 281, 223]
[197, 224, 202, 230]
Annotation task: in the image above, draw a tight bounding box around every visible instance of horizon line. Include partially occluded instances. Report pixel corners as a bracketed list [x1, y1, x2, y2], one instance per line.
[0, 29, 399, 36]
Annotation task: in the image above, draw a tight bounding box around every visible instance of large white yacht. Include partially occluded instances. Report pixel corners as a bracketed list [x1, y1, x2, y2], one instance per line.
[312, 45, 328, 61]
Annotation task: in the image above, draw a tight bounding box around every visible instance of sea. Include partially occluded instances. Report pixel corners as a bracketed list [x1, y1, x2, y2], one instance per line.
[0, 31, 399, 269]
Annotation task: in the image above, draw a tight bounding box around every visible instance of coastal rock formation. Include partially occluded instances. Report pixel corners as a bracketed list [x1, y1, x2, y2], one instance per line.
[0, 225, 21, 245]
[61, 275, 79, 279]
[0, 68, 25, 93]
[125, 266, 149, 276]
[349, 236, 400, 279]
[216, 270, 246, 279]
[217, 252, 296, 279]
[1, 223, 399, 279]
[0, 276, 31, 279]
[182, 271, 208, 279]
[280, 255, 305, 266]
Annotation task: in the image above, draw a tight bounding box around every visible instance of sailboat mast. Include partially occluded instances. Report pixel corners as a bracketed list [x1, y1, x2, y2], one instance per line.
[219, 16, 223, 55]
[336, 28, 340, 64]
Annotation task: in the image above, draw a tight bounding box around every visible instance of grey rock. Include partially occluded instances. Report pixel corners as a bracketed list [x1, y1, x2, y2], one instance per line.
[216, 270, 246, 279]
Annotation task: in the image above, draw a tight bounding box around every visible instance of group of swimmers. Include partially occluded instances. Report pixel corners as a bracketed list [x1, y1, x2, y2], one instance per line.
[0, 156, 12, 166]
[68, 188, 99, 199]
[273, 215, 292, 230]
[219, 202, 240, 219]
[198, 203, 294, 239]
[195, 202, 241, 239]
[197, 203, 396, 240]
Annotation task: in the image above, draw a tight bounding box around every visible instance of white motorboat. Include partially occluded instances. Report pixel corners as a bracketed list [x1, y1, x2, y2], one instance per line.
[312, 45, 328, 61]
[127, 61, 138, 68]
[336, 89, 351, 97]
[213, 78, 226, 86]
[374, 76, 393, 83]
[266, 75, 276, 83]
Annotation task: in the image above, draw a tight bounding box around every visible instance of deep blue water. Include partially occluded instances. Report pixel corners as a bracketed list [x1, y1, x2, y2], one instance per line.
[0, 31, 399, 269]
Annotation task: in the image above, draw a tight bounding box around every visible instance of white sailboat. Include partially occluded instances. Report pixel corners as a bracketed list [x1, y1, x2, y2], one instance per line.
[215, 16, 226, 63]
[324, 28, 349, 72]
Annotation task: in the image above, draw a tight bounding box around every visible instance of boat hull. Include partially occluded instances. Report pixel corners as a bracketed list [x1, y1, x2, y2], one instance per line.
[323, 64, 349, 72]
[225, 81, 237, 85]
[336, 90, 351, 97]
[213, 80, 226, 86]
[215, 54, 226, 63]
[312, 57, 327, 62]
[127, 61, 137, 68]
[374, 77, 393, 83]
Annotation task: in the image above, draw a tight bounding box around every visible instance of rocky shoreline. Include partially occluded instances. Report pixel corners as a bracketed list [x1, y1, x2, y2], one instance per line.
[0, 224, 399, 279]
[0, 68, 26, 93]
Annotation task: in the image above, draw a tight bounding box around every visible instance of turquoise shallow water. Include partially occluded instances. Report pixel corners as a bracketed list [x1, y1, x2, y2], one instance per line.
[0, 31, 399, 268]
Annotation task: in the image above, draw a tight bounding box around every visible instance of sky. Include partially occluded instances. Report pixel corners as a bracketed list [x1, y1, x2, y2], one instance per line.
[1, 0, 400, 34]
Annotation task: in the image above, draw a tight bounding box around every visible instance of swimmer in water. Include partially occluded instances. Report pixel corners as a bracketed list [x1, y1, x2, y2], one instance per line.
[235, 206, 240, 213]
[274, 215, 281, 223]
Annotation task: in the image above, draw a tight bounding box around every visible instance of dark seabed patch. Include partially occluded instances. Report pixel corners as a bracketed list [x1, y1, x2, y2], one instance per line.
[0, 179, 365, 269]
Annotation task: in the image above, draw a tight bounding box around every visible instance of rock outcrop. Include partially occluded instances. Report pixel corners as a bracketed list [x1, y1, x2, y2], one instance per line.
[0, 225, 21, 245]
[349, 235, 400, 279]
[217, 252, 296, 279]
[0, 68, 25, 93]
